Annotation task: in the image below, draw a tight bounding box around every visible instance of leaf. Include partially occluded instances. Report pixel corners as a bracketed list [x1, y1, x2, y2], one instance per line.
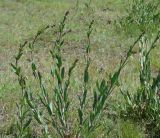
[47, 102, 53, 116]
[82, 89, 87, 107]
[84, 68, 89, 83]
[68, 59, 78, 76]
[31, 63, 36, 72]
[84, 60, 90, 84]
[86, 44, 90, 54]
[23, 118, 32, 131]
[55, 55, 62, 69]
[60, 40, 64, 47]
[29, 43, 32, 50]
[38, 71, 42, 83]
[25, 92, 34, 109]
[11, 63, 21, 76]
[31, 63, 37, 77]
[78, 109, 83, 125]
[15, 53, 23, 61]
[110, 71, 119, 86]
[61, 67, 65, 80]
[55, 69, 61, 84]
[11, 63, 17, 72]
[93, 90, 98, 110]
[33, 110, 42, 125]
[39, 95, 46, 107]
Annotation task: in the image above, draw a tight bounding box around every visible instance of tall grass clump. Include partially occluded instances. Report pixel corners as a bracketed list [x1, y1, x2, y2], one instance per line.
[118, 0, 160, 35]
[11, 11, 145, 137]
[120, 31, 160, 137]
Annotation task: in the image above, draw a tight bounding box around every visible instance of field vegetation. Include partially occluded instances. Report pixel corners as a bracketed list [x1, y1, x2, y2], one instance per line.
[0, 0, 160, 137]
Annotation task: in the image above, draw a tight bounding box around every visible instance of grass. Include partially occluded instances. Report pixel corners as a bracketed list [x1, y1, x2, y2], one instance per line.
[0, 0, 160, 137]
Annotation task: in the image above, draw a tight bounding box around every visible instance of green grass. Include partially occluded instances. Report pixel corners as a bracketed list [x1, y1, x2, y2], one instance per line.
[0, 0, 159, 137]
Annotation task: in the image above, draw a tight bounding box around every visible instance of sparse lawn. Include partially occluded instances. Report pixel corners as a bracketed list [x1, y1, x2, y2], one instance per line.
[0, 0, 159, 137]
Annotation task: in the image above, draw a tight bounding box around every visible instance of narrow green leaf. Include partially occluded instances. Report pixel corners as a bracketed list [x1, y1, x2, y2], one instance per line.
[78, 109, 83, 125]
[23, 118, 32, 131]
[61, 67, 65, 80]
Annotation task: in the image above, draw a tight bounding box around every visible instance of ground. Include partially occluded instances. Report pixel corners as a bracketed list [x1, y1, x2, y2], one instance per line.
[0, 0, 159, 137]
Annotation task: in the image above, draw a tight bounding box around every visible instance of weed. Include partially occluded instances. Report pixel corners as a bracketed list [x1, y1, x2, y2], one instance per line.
[120, 31, 160, 137]
[118, 0, 160, 34]
[11, 10, 145, 137]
